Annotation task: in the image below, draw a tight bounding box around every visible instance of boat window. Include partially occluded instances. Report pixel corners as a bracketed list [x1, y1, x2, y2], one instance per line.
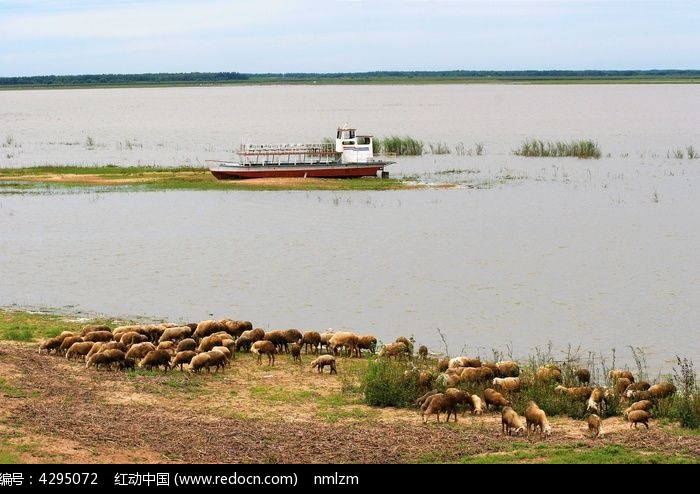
[340, 130, 355, 139]
[342, 140, 355, 145]
[357, 136, 370, 145]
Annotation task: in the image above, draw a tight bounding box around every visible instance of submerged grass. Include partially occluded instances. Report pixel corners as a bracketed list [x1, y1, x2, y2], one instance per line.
[378, 136, 424, 156]
[514, 139, 601, 159]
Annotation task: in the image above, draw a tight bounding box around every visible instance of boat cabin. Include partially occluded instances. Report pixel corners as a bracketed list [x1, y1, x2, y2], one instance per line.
[336, 127, 374, 163]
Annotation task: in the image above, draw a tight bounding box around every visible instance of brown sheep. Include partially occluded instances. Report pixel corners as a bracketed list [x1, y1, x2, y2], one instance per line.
[627, 410, 650, 429]
[418, 371, 434, 390]
[422, 393, 458, 423]
[310, 355, 337, 374]
[437, 357, 450, 373]
[159, 325, 192, 343]
[319, 330, 335, 353]
[492, 377, 521, 393]
[418, 345, 428, 360]
[189, 353, 211, 373]
[609, 369, 635, 383]
[80, 324, 111, 336]
[587, 414, 601, 438]
[85, 341, 104, 360]
[125, 342, 156, 361]
[614, 377, 632, 396]
[484, 388, 511, 410]
[66, 341, 95, 360]
[535, 365, 562, 383]
[176, 338, 197, 353]
[220, 319, 252, 338]
[211, 346, 232, 365]
[445, 388, 472, 414]
[395, 336, 413, 352]
[495, 361, 520, 377]
[575, 368, 591, 386]
[501, 406, 526, 436]
[119, 331, 148, 346]
[55, 331, 77, 343]
[283, 329, 303, 346]
[416, 389, 439, 406]
[119, 357, 136, 371]
[525, 401, 552, 437]
[626, 381, 651, 392]
[193, 320, 227, 339]
[648, 383, 676, 399]
[197, 335, 224, 353]
[59, 336, 84, 355]
[624, 400, 653, 418]
[140, 349, 171, 371]
[329, 332, 360, 357]
[252, 340, 276, 365]
[83, 330, 114, 343]
[206, 350, 227, 372]
[39, 337, 62, 354]
[357, 335, 378, 355]
[264, 330, 289, 353]
[554, 385, 594, 400]
[86, 352, 112, 371]
[470, 394, 485, 415]
[290, 343, 302, 364]
[156, 341, 177, 356]
[378, 342, 408, 360]
[98, 341, 127, 353]
[460, 366, 494, 382]
[172, 351, 197, 371]
[235, 328, 265, 352]
[587, 386, 607, 414]
[101, 349, 125, 367]
[301, 331, 321, 354]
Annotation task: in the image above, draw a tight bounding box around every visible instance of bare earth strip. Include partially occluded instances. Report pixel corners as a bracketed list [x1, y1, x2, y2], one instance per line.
[1, 343, 698, 464]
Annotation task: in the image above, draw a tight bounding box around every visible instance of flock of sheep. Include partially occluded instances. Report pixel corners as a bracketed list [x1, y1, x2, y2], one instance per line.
[37, 318, 676, 437]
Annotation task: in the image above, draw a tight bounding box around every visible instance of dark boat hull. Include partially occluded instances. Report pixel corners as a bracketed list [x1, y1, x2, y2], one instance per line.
[209, 163, 389, 180]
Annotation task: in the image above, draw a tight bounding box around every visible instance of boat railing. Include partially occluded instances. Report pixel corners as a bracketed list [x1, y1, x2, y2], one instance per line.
[239, 142, 337, 155]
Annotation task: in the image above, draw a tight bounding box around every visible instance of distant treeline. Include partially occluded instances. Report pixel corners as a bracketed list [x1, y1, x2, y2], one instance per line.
[1, 70, 700, 87]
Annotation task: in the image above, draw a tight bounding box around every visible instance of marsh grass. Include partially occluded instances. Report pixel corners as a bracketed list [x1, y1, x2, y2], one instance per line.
[428, 142, 451, 155]
[514, 139, 601, 159]
[361, 358, 421, 407]
[380, 136, 423, 156]
[687, 146, 698, 160]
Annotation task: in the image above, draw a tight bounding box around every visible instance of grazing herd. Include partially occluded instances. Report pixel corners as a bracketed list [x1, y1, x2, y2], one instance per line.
[37, 320, 676, 438]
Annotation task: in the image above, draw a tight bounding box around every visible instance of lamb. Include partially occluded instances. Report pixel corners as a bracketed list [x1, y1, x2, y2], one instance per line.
[101, 349, 125, 368]
[627, 410, 650, 429]
[609, 369, 635, 383]
[328, 332, 360, 358]
[449, 356, 481, 368]
[575, 368, 591, 386]
[470, 394, 485, 415]
[310, 355, 337, 374]
[418, 371, 434, 390]
[301, 331, 321, 354]
[484, 388, 511, 410]
[290, 343, 302, 364]
[422, 393, 458, 423]
[525, 401, 552, 437]
[251, 340, 277, 365]
[357, 335, 378, 355]
[206, 350, 227, 372]
[159, 325, 192, 343]
[140, 349, 171, 371]
[418, 345, 428, 360]
[59, 336, 84, 355]
[119, 331, 149, 346]
[172, 351, 197, 371]
[492, 377, 521, 393]
[176, 338, 197, 353]
[587, 414, 601, 438]
[83, 330, 114, 343]
[378, 342, 408, 360]
[125, 342, 156, 361]
[624, 400, 653, 418]
[535, 365, 562, 383]
[648, 383, 676, 399]
[55, 331, 77, 343]
[39, 337, 62, 354]
[501, 407, 526, 436]
[66, 341, 95, 360]
[220, 338, 236, 358]
[189, 353, 211, 373]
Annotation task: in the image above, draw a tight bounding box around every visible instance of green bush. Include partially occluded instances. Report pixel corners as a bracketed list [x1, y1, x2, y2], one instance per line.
[361, 359, 421, 408]
[670, 357, 700, 428]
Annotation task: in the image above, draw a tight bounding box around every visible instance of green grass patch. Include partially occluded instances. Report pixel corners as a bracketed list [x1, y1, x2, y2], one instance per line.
[0, 309, 119, 342]
[361, 358, 421, 408]
[0, 378, 32, 398]
[514, 139, 601, 158]
[378, 136, 424, 156]
[317, 407, 378, 423]
[248, 385, 320, 403]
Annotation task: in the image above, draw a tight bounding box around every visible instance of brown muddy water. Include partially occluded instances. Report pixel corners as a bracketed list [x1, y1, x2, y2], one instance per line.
[1, 85, 699, 374]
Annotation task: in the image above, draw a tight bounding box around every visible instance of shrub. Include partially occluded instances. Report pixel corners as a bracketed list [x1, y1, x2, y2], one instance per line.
[361, 358, 421, 407]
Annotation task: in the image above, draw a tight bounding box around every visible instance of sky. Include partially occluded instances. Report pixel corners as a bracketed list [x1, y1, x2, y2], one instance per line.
[0, 0, 698, 76]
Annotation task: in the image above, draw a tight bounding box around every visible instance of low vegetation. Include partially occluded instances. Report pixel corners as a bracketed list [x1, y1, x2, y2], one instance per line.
[514, 139, 602, 159]
[376, 136, 424, 156]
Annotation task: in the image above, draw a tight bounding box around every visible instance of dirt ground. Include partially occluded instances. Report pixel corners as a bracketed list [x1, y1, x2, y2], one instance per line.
[1, 342, 698, 464]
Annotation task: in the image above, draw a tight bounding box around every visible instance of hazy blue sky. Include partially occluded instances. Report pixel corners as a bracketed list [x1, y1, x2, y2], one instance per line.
[1, 0, 698, 76]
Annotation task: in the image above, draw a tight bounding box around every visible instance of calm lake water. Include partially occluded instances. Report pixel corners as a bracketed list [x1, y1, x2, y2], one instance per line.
[2, 84, 699, 374]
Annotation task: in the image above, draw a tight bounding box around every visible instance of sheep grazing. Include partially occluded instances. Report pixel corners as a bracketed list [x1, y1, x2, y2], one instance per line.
[290, 343, 302, 364]
[176, 338, 197, 353]
[99, 341, 127, 353]
[416, 389, 439, 407]
[418, 371, 434, 390]
[418, 345, 428, 360]
[283, 329, 303, 346]
[301, 331, 321, 354]
[55, 331, 77, 343]
[328, 332, 360, 358]
[624, 400, 653, 418]
[587, 414, 601, 439]
[85, 342, 104, 360]
[319, 330, 335, 353]
[535, 365, 562, 383]
[493, 377, 521, 393]
[627, 410, 650, 429]
[220, 319, 252, 338]
[587, 387, 607, 414]
[140, 349, 171, 371]
[484, 388, 511, 410]
[495, 361, 520, 377]
[80, 324, 111, 336]
[575, 368, 591, 386]
[379, 342, 408, 360]
[156, 341, 177, 356]
[554, 385, 593, 400]
[125, 342, 156, 361]
[448, 356, 481, 369]
[608, 369, 635, 383]
[86, 352, 112, 371]
[119, 357, 136, 371]
[39, 337, 62, 354]
[101, 349, 125, 367]
[422, 393, 458, 424]
[172, 351, 197, 371]
[251, 340, 277, 366]
[206, 350, 227, 373]
[437, 357, 450, 373]
[192, 320, 227, 339]
[501, 407, 526, 436]
[66, 341, 95, 360]
[211, 346, 232, 364]
[119, 331, 148, 346]
[83, 330, 114, 343]
[625, 381, 651, 392]
[395, 336, 413, 352]
[445, 388, 472, 414]
[59, 336, 84, 355]
[525, 401, 552, 437]
[235, 328, 265, 352]
[189, 353, 211, 373]
[158, 325, 192, 343]
[357, 335, 378, 355]
[614, 377, 632, 396]
[470, 394, 485, 415]
[460, 366, 494, 382]
[264, 330, 289, 354]
[310, 355, 337, 374]
[648, 383, 676, 399]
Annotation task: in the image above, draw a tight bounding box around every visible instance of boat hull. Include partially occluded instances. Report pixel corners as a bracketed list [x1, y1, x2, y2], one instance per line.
[209, 163, 389, 180]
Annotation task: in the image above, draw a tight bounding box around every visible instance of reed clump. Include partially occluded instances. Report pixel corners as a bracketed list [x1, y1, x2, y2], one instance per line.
[379, 136, 424, 156]
[514, 139, 601, 159]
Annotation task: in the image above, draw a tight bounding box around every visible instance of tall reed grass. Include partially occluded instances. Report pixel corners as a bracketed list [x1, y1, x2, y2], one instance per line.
[378, 136, 424, 156]
[514, 139, 601, 159]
